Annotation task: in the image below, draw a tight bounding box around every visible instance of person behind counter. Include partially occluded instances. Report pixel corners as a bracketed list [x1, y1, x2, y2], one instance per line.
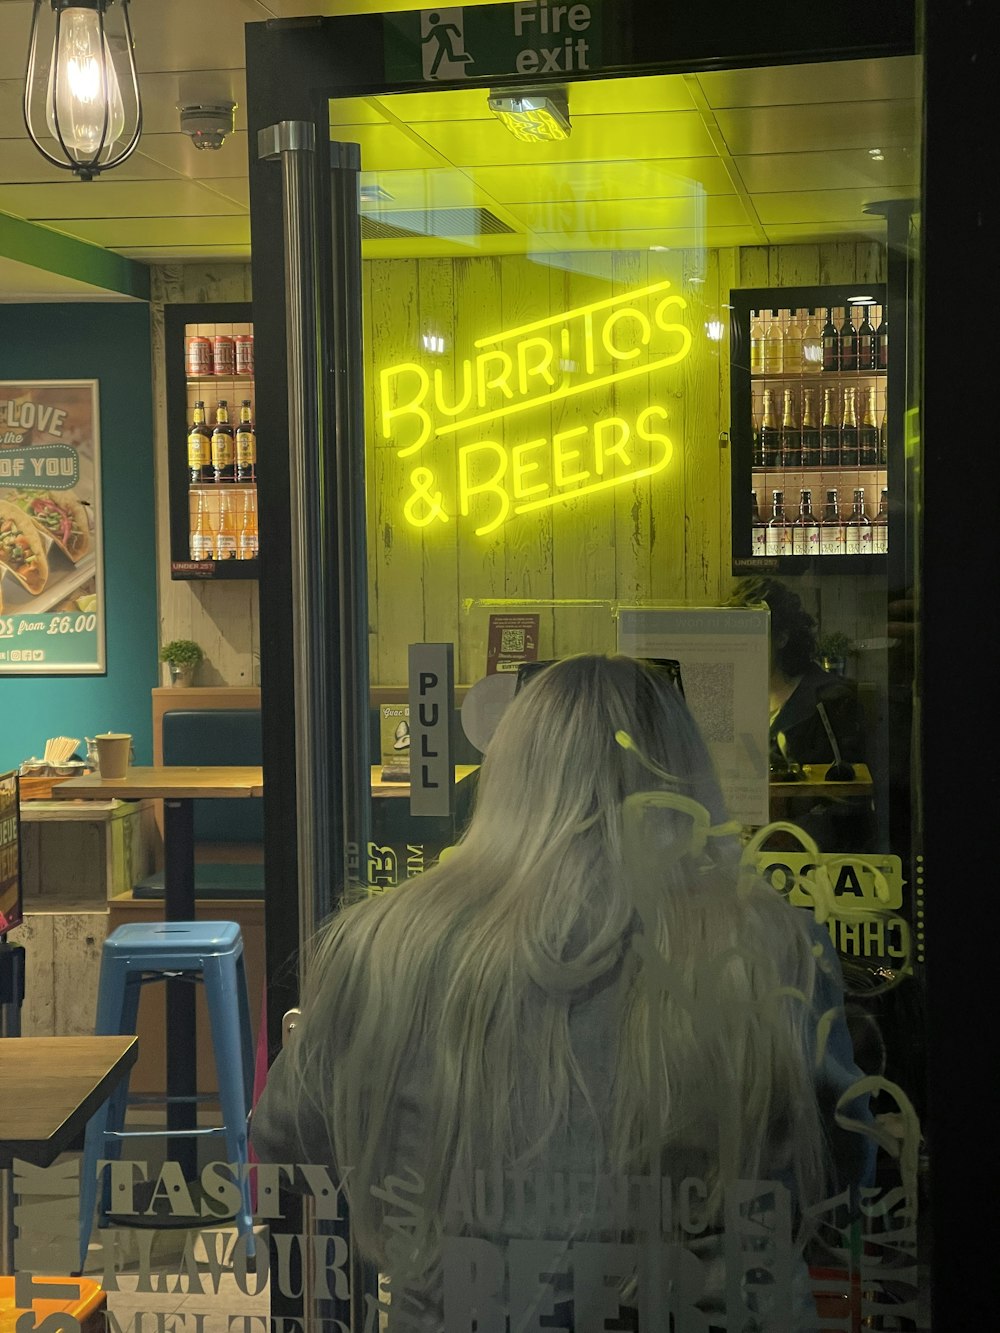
[251, 654, 874, 1330]
[728, 576, 866, 771]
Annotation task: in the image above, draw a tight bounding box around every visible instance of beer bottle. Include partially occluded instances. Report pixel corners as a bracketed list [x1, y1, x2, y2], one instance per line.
[839, 306, 859, 373]
[872, 488, 889, 554]
[801, 387, 821, 466]
[878, 401, 889, 466]
[845, 487, 872, 555]
[791, 488, 820, 557]
[187, 400, 211, 485]
[763, 310, 784, 375]
[820, 488, 844, 556]
[802, 309, 823, 372]
[859, 387, 879, 465]
[238, 488, 259, 560]
[765, 489, 791, 557]
[820, 388, 840, 467]
[857, 304, 876, 371]
[760, 388, 780, 468]
[211, 401, 235, 483]
[783, 309, 804, 374]
[840, 387, 859, 467]
[873, 306, 888, 371]
[235, 400, 256, 484]
[750, 310, 765, 375]
[751, 490, 768, 557]
[821, 308, 840, 372]
[189, 489, 214, 561]
[779, 388, 801, 467]
[215, 488, 238, 560]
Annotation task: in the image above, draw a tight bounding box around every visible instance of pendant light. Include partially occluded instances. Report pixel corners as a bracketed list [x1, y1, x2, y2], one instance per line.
[23, 1, 142, 181]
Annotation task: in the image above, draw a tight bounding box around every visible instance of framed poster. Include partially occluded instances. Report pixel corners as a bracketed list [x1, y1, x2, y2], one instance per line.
[0, 380, 105, 674]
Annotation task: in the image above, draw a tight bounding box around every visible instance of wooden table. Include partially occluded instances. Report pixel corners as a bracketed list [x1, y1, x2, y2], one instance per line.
[769, 762, 874, 818]
[52, 769, 261, 1168]
[0, 1035, 137, 1271]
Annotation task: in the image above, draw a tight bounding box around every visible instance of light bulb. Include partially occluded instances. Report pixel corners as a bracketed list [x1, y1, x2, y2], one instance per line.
[45, 8, 125, 161]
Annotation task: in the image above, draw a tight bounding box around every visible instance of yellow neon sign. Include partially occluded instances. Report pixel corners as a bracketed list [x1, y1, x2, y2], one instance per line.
[378, 279, 691, 534]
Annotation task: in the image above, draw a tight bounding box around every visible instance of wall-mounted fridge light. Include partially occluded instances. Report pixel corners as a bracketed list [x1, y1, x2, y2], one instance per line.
[23, 0, 142, 181]
[487, 88, 570, 143]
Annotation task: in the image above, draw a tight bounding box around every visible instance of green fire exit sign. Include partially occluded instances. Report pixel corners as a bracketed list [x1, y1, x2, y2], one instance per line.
[384, 2, 604, 83]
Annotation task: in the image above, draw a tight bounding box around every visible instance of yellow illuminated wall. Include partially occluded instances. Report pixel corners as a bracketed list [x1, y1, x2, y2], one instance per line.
[363, 242, 884, 683]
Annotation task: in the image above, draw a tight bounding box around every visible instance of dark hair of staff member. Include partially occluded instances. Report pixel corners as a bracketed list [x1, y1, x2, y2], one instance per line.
[728, 576, 866, 769]
[250, 654, 874, 1330]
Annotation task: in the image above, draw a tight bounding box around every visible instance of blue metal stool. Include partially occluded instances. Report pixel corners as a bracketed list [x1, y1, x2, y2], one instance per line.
[79, 922, 255, 1269]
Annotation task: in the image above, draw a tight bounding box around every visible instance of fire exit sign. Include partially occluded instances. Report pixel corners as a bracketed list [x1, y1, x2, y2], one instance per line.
[384, 3, 604, 83]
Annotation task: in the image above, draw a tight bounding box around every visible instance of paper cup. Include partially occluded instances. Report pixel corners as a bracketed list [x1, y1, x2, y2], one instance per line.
[96, 732, 132, 780]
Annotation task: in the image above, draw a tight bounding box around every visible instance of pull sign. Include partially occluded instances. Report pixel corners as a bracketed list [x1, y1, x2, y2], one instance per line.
[408, 643, 455, 817]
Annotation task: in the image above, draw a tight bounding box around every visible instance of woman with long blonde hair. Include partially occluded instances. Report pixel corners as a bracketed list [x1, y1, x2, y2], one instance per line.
[252, 655, 873, 1329]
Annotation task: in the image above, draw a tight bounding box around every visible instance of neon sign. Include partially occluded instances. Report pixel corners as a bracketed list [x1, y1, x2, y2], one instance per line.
[379, 279, 692, 535]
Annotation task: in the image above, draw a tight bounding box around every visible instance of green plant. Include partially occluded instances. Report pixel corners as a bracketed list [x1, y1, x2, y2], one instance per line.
[817, 630, 852, 659]
[159, 639, 204, 668]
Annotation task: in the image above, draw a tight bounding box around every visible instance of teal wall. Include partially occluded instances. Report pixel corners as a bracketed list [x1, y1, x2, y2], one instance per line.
[1, 302, 157, 772]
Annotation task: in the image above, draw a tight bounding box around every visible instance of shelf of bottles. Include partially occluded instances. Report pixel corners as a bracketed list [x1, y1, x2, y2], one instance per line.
[183, 321, 258, 566]
[750, 303, 888, 559]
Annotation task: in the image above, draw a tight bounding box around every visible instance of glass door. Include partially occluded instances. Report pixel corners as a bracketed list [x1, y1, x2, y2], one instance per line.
[231, 5, 935, 1326]
[311, 52, 928, 1330]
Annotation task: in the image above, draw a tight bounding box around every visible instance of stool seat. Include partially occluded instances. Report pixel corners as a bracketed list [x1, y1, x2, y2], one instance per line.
[102, 920, 244, 956]
[79, 919, 255, 1270]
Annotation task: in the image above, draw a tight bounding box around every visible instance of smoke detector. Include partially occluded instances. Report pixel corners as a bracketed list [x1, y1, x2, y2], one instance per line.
[178, 101, 237, 151]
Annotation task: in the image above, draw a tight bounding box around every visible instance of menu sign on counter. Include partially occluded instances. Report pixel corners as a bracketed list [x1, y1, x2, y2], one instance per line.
[0, 381, 104, 674]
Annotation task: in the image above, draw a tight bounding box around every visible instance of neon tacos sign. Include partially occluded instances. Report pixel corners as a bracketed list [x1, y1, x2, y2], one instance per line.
[379, 279, 692, 535]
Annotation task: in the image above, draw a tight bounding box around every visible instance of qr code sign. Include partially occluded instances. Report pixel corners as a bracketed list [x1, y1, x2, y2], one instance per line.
[501, 628, 526, 653]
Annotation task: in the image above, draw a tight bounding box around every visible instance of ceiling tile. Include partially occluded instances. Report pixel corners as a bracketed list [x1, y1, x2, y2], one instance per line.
[135, 130, 251, 179]
[698, 56, 921, 109]
[754, 186, 917, 225]
[0, 135, 184, 184]
[504, 193, 751, 233]
[134, 69, 248, 135]
[0, 178, 247, 220]
[735, 146, 919, 194]
[129, 0, 264, 75]
[411, 111, 718, 167]
[50, 215, 251, 248]
[468, 157, 738, 204]
[329, 124, 456, 172]
[716, 100, 920, 156]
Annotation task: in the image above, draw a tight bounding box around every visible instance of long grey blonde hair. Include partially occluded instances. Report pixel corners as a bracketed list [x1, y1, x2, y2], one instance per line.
[288, 655, 832, 1271]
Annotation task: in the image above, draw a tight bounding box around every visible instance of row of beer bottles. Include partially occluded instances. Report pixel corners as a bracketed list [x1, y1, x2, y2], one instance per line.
[188, 399, 256, 484]
[751, 304, 886, 375]
[754, 385, 886, 469]
[752, 487, 889, 556]
[190, 487, 258, 561]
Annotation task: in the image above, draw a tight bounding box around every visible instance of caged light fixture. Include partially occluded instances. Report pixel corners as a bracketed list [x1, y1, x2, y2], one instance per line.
[24, 0, 142, 181]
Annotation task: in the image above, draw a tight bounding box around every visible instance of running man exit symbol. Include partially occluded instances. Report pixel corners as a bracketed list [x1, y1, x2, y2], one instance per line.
[421, 9, 474, 80]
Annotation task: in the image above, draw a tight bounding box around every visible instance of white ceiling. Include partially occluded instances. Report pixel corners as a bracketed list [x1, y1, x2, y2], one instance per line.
[0, 0, 921, 296]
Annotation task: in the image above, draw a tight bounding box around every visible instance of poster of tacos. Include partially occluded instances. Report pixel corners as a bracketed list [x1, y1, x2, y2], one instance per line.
[0, 381, 104, 674]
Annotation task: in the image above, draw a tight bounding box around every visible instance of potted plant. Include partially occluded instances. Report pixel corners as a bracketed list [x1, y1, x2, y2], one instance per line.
[159, 639, 204, 687]
[816, 630, 852, 677]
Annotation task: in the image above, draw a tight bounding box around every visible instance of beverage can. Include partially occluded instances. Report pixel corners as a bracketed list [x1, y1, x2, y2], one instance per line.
[212, 333, 236, 376]
[185, 335, 212, 377]
[235, 334, 254, 376]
